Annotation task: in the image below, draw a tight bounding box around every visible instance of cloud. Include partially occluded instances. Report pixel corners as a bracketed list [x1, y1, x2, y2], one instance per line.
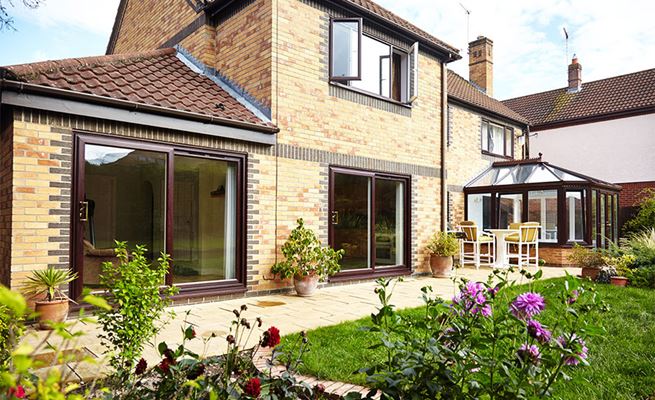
[375, 0, 655, 99]
[13, 0, 120, 36]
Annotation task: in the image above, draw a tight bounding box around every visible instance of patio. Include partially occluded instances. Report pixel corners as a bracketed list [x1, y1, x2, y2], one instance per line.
[23, 265, 579, 381]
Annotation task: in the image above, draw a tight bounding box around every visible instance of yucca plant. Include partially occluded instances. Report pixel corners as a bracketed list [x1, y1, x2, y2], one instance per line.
[23, 267, 77, 302]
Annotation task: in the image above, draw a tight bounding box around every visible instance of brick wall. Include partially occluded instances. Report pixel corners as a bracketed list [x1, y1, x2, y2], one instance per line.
[111, 0, 201, 54]
[618, 181, 655, 208]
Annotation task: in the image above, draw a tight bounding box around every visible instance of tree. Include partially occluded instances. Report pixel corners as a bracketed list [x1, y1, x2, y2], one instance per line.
[0, 0, 42, 31]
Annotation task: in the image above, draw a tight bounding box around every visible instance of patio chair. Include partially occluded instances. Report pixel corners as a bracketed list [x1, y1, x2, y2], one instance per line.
[457, 221, 495, 269]
[505, 222, 541, 268]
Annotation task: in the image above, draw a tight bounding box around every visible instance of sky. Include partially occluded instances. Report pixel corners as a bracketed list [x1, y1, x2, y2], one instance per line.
[0, 0, 654, 100]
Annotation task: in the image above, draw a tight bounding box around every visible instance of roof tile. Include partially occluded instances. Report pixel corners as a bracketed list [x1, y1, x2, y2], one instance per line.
[1, 48, 272, 129]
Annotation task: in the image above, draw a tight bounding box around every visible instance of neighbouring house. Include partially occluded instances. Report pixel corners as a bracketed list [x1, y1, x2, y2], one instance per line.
[503, 59, 655, 233]
[0, 0, 465, 301]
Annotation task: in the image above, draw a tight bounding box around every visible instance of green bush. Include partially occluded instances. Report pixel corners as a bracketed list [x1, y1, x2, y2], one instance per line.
[96, 241, 178, 375]
[622, 228, 655, 267]
[426, 231, 459, 257]
[568, 243, 605, 268]
[271, 218, 344, 282]
[623, 189, 655, 236]
[630, 266, 655, 289]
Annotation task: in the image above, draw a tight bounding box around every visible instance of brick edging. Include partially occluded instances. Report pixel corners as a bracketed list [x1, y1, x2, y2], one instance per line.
[253, 346, 379, 399]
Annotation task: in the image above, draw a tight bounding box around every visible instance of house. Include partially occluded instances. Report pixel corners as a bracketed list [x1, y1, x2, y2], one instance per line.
[503, 59, 655, 231]
[0, 0, 466, 301]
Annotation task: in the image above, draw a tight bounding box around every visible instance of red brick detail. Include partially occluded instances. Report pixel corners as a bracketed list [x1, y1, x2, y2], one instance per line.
[619, 181, 655, 208]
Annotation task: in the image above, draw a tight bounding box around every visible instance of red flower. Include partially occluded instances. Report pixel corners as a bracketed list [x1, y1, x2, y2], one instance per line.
[158, 358, 173, 374]
[8, 385, 25, 399]
[135, 358, 148, 375]
[261, 326, 280, 348]
[244, 377, 261, 397]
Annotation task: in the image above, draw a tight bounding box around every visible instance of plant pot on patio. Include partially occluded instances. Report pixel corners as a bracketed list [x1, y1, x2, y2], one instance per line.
[293, 273, 320, 297]
[580, 266, 601, 281]
[610, 276, 629, 287]
[271, 218, 344, 297]
[427, 231, 458, 278]
[34, 299, 70, 330]
[429, 255, 454, 278]
[22, 266, 77, 330]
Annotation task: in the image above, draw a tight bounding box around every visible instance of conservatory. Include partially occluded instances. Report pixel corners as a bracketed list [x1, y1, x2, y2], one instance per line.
[464, 158, 621, 256]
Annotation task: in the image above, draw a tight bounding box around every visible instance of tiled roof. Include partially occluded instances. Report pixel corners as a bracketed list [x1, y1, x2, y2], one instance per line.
[342, 0, 460, 57]
[502, 68, 655, 127]
[1, 48, 273, 129]
[447, 70, 529, 125]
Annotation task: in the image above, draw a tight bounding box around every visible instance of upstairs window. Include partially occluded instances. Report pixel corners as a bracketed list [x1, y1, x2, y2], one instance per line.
[330, 18, 418, 103]
[481, 120, 514, 158]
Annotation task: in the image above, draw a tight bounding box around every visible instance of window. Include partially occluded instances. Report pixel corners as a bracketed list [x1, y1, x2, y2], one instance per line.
[467, 193, 492, 230]
[481, 120, 514, 157]
[566, 191, 585, 242]
[76, 136, 245, 296]
[330, 168, 409, 273]
[498, 193, 522, 227]
[528, 190, 557, 242]
[330, 19, 418, 102]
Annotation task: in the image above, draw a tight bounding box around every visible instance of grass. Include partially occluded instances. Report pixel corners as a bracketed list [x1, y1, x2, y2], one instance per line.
[281, 278, 655, 400]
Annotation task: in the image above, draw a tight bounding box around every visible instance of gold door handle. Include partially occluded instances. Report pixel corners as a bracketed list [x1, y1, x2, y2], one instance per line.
[331, 211, 339, 225]
[79, 201, 89, 222]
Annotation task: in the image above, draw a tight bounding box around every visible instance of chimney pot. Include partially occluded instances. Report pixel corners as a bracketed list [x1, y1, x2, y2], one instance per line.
[568, 55, 582, 92]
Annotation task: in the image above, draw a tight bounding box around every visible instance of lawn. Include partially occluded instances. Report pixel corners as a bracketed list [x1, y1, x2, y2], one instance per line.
[281, 278, 655, 400]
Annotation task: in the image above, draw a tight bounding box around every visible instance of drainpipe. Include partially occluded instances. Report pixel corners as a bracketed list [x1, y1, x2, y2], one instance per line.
[440, 61, 448, 231]
[524, 126, 531, 159]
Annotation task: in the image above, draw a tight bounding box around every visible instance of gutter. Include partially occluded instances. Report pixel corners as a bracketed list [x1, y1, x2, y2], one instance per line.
[0, 79, 279, 134]
[441, 62, 448, 231]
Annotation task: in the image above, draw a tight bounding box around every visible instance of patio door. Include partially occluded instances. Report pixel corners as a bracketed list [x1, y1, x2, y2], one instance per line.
[329, 167, 409, 278]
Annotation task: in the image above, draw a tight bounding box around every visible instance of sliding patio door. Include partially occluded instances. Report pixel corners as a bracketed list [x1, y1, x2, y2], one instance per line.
[329, 168, 409, 277]
[73, 135, 245, 299]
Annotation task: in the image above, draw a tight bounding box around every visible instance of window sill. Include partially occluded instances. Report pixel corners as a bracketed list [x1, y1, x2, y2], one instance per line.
[329, 81, 412, 109]
[481, 150, 514, 160]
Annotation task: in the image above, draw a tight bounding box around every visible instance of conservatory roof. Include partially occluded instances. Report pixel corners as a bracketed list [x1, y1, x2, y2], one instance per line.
[465, 158, 621, 190]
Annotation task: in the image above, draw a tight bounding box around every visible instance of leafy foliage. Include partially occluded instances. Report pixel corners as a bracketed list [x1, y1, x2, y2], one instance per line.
[629, 265, 655, 288]
[621, 228, 655, 267]
[348, 270, 606, 399]
[271, 218, 344, 282]
[95, 241, 177, 375]
[426, 231, 459, 257]
[22, 266, 77, 302]
[567, 243, 606, 268]
[623, 189, 655, 237]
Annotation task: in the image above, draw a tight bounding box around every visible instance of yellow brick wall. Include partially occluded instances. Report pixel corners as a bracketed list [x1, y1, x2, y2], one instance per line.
[179, 24, 217, 67]
[112, 0, 200, 53]
[214, 0, 273, 110]
[9, 120, 72, 290]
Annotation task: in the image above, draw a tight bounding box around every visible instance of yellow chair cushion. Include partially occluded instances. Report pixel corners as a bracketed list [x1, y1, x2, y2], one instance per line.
[479, 235, 494, 243]
[505, 233, 520, 242]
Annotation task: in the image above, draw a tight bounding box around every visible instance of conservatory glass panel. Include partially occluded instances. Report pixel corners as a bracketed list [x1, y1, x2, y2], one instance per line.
[498, 194, 522, 228]
[591, 191, 597, 246]
[528, 190, 558, 242]
[467, 193, 492, 230]
[567, 191, 585, 242]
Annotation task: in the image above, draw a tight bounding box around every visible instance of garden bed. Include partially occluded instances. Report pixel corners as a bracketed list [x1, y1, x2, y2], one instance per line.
[283, 278, 655, 400]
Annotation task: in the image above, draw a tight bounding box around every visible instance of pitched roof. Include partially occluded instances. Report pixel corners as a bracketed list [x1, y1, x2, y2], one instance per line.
[502, 68, 655, 127]
[339, 0, 460, 57]
[447, 70, 529, 125]
[1, 48, 274, 130]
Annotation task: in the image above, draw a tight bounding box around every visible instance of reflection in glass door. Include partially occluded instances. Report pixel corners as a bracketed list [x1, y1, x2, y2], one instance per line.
[332, 173, 371, 270]
[81, 144, 167, 288]
[375, 179, 404, 267]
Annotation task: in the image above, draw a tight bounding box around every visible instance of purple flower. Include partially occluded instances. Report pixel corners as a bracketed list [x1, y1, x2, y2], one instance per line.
[558, 335, 588, 366]
[488, 285, 500, 298]
[510, 292, 546, 320]
[452, 282, 493, 318]
[567, 290, 580, 305]
[527, 319, 552, 344]
[517, 343, 541, 364]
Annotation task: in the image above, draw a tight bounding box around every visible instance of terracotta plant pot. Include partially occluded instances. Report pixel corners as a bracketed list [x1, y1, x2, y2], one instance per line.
[34, 299, 69, 330]
[610, 276, 629, 287]
[581, 266, 601, 281]
[430, 255, 454, 278]
[25, 292, 47, 313]
[293, 274, 320, 297]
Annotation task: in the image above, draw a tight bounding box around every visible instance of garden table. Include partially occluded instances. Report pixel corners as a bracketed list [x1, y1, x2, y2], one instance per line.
[488, 228, 519, 268]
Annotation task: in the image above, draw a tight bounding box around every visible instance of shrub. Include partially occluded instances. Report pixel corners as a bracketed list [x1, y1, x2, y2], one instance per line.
[22, 266, 77, 302]
[621, 228, 655, 267]
[271, 218, 344, 282]
[96, 241, 177, 375]
[629, 265, 655, 289]
[568, 243, 605, 268]
[353, 270, 606, 399]
[426, 231, 459, 257]
[623, 189, 655, 236]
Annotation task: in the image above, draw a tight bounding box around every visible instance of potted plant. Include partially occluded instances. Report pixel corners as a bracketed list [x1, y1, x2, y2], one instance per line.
[426, 231, 459, 277]
[271, 218, 344, 297]
[568, 244, 604, 281]
[23, 267, 77, 329]
[607, 254, 636, 287]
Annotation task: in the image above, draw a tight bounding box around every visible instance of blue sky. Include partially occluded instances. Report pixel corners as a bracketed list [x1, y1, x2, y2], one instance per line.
[1, 0, 654, 99]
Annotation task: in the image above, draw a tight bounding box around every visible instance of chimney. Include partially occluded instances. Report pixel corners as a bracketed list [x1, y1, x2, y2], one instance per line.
[568, 55, 582, 92]
[468, 36, 494, 97]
